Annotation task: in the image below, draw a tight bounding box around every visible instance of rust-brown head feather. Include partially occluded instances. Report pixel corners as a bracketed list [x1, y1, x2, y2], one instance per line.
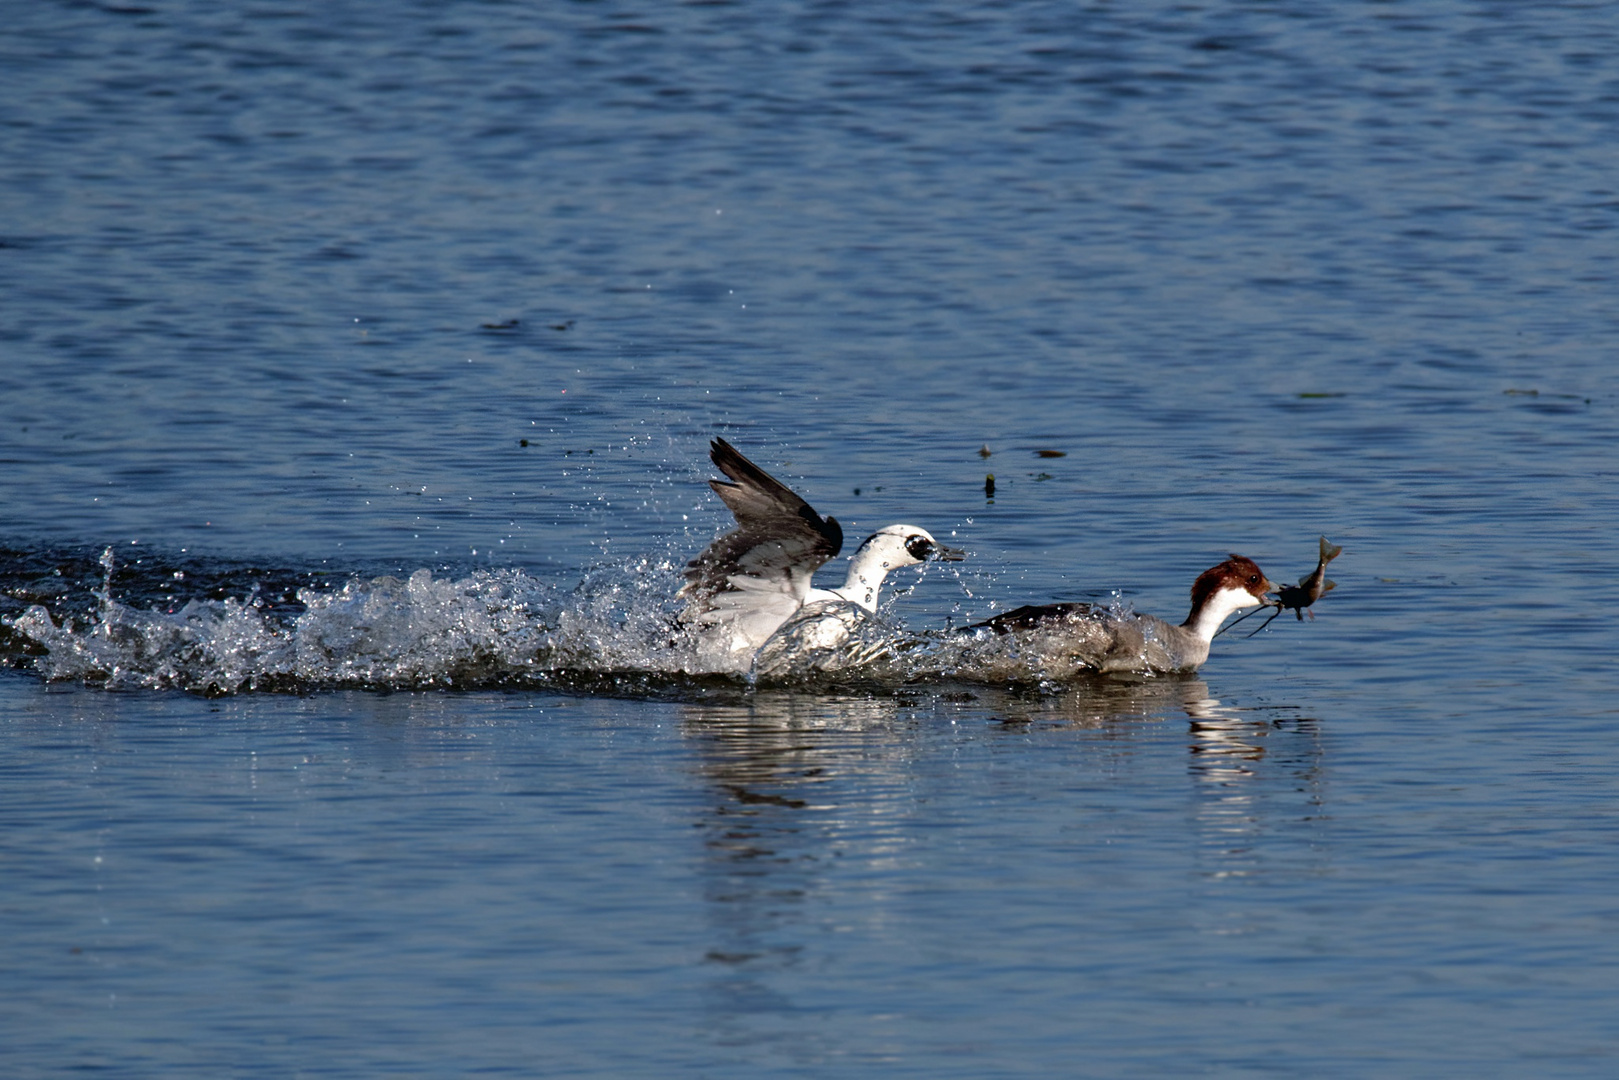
[1188, 555, 1274, 612]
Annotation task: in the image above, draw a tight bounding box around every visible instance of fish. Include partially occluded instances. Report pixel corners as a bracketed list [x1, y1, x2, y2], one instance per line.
[1224, 536, 1341, 639]
[1276, 536, 1341, 620]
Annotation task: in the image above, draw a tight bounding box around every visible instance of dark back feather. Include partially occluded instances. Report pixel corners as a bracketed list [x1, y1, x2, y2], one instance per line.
[964, 602, 1101, 634]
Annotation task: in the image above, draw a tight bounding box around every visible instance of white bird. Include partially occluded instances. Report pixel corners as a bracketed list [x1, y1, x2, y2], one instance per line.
[750, 597, 906, 682]
[679, 438, 962, 666]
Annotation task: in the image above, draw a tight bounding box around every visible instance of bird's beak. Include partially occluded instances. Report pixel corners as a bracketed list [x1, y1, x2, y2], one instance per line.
[934, 544, 967, 563]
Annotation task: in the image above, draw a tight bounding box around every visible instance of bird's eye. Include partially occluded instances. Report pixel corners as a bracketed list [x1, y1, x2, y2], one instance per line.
[905, 535, 934, 561]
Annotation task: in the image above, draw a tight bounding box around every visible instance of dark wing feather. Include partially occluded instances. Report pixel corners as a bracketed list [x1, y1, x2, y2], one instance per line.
[683, 438, 844, 605]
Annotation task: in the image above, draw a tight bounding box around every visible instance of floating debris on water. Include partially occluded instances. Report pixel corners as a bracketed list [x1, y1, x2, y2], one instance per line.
[1505, 388, 1591, 403]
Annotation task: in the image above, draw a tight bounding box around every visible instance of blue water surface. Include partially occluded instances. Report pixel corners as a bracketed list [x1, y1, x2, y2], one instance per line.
[3, 1, 1618, 1075]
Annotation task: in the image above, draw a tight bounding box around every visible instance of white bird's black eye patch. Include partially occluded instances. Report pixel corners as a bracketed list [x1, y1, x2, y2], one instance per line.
[904, 535, 934, 561]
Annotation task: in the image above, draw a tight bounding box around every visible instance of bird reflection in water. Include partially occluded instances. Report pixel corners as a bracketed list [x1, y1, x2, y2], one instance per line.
[979, 675, 1222, 732]
[1185, 692, 1326, 887]
[679, 692, 916, 1055]
[675, 680, 1327, 1051]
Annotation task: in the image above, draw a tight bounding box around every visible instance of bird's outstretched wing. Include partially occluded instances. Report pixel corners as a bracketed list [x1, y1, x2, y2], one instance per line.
[680, 439, 844, 649]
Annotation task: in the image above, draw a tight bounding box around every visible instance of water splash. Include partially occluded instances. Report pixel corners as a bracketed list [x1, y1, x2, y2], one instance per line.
[5, 547, 726, 694]
[3, 548, 1224, 696]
